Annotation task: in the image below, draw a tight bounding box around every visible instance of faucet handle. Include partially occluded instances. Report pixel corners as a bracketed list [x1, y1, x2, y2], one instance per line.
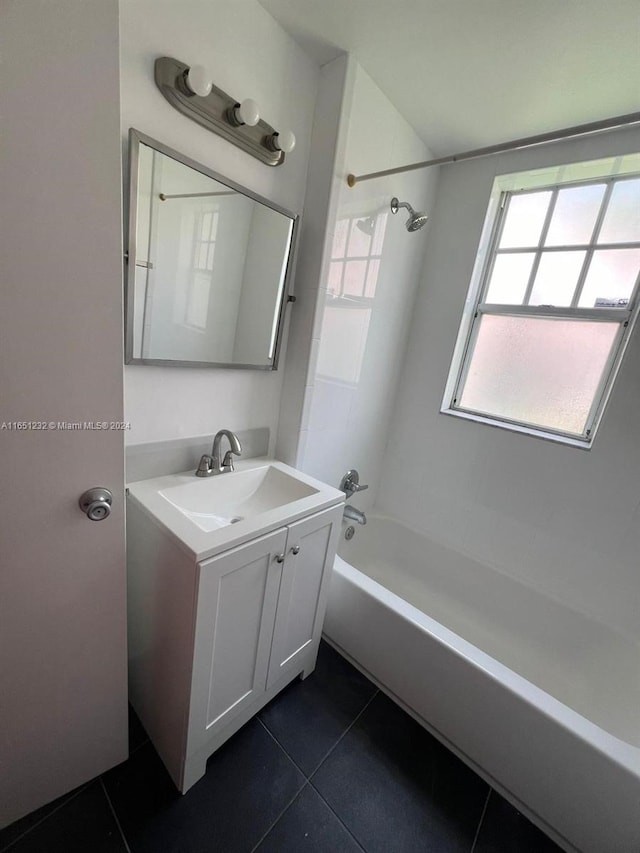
[340, 469, 368, 497]
[196, 454, 213, 477]
[221, 449, 237, 472]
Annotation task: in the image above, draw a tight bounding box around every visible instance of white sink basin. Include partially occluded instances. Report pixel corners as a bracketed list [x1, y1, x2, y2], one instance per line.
[159, 465, 319, 532]
[127, 458, 344, 561]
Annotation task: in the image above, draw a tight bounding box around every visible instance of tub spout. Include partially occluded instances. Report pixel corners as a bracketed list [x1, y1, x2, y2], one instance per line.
[344, 504, 366, 525]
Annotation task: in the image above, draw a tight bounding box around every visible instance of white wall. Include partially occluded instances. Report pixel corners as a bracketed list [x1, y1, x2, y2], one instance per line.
[377, 126, 640, 640]
[293, 62, 439, 503]
[275, 54, 352, 467]
[120, 0, 318, 447]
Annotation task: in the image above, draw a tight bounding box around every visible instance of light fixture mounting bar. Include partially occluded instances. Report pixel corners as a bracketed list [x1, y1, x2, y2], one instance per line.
[154, 56, 284, 167]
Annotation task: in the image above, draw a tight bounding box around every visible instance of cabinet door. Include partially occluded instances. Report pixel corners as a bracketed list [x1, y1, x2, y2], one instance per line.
[267, 505, 343, 688]
[187, 527, 287, 755]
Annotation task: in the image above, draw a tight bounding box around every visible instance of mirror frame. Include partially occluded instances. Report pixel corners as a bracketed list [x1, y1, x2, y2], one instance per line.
[125, 128, 299, 369]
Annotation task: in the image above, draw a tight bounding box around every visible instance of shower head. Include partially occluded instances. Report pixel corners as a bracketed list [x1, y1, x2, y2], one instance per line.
[390, 197, 428, 232]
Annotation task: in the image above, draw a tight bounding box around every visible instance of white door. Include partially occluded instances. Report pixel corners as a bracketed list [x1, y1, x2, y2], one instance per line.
[0, 0, 128, 827]
[267, 506, 343, 688]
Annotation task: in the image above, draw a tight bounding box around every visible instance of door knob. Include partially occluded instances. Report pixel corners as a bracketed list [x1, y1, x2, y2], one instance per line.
[79, 487, 113, 521]
[275, 553, 285, 563]
[290, 545, 300, 555]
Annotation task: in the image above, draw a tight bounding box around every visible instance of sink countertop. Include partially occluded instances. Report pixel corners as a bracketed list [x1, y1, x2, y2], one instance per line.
[127, 457, 344, 562]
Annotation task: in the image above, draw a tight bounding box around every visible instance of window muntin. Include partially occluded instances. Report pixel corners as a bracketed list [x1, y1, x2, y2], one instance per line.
[447, 170, 640, 445]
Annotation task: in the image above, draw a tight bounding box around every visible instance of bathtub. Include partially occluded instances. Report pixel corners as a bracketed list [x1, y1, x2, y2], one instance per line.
[324, 514, 640, 853]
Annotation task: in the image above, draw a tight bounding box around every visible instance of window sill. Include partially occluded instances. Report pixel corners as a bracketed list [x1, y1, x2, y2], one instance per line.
[440, 406, 593, 450]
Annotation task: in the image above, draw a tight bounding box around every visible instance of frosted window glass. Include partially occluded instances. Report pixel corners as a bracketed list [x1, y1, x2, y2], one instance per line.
[459, 315, 618, 435]
[528, 251, 586, 306]
[599, 178, 640, 244]
[545, 184, 605, 245]
[485, 253, 535, 304]
[499, 191, 552, 248]
[578, 249, 640, 307]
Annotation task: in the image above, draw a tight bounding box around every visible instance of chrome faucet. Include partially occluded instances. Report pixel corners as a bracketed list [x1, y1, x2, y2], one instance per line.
[195, 429, 242, 477]
[340, 469, 368, 525]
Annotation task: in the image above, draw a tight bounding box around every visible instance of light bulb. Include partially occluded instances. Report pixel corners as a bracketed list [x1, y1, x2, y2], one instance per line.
[185, 65, 212, 98]
[236, 98, 260, 127]
[273, 129, 296, 153]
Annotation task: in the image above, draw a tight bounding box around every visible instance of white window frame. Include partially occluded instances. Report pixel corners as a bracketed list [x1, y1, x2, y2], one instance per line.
[441, 153, 640, 449]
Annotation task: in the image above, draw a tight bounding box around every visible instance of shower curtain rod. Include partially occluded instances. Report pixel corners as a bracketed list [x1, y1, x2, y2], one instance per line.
[158, 190, 237, 200]
[346, 111, 640, 187]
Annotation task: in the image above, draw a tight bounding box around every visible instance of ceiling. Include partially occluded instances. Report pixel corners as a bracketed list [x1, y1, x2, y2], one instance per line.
[259, 0, 640, 156]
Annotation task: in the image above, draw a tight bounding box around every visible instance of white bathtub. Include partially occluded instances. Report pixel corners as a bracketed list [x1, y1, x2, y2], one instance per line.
[324, 514, 640, 853]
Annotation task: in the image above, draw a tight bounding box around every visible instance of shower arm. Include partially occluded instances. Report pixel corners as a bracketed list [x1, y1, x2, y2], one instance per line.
[346, 110, 640, 187]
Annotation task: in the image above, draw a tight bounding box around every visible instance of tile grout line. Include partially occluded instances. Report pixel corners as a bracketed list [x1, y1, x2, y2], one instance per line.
[248, 780, 310, 853]
[0, 783, 92, 853]
[257, 716, 311, 780]
[470, 787, 492, 853]
[256, 689, 378, 853]
[307, 779, 368, 853]
[99, 778, 132, 853]
[255, 715, 368, 853]
[127, 737, 150, 760]
[303, 689, 379, 853]
[258, 685, 379, 784]
[310, 688, 379, 778]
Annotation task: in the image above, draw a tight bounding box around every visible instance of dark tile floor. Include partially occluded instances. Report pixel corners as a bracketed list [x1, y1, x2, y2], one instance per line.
[0, 642, 562, 853]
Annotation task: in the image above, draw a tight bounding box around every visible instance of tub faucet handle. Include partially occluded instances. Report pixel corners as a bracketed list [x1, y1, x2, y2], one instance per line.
[340, 469, 368, 498]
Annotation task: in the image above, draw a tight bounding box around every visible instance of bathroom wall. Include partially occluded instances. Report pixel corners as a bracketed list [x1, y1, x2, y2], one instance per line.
[119, 0, 319, 448]
[275, 54, 353, 467]
[286, 62, 439, 503]
[376, 125, 640, 639]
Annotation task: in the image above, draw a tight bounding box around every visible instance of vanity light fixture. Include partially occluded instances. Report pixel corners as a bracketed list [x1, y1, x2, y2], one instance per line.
[184, 64, 213, 98]
[155, 56, 295, 167]
[265, 129, 296, 154]
[227, 98, 260, 128]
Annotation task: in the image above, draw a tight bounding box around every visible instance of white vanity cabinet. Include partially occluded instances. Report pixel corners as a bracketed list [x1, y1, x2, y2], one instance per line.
[126, 493, 343, 794]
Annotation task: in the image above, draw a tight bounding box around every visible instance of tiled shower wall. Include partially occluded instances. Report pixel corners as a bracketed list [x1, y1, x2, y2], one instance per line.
[282, 60, 439, 503]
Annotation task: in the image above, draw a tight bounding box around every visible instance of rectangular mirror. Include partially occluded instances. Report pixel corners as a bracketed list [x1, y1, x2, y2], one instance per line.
[125, 129, 298, 368]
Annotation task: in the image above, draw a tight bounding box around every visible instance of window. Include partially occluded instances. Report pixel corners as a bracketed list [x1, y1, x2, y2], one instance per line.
[328, 213, 387, 302]
[316, 213, 387, 384]
[443, 155, 640, 447]
[185, 206, 219, 330]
